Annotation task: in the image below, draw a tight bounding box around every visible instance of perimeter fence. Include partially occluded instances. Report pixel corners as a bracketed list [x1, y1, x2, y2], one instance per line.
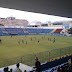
[0, 47, 72, 67]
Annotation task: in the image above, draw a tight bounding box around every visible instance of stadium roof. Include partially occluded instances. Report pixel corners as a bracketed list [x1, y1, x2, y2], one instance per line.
[0, 0, 72, 18]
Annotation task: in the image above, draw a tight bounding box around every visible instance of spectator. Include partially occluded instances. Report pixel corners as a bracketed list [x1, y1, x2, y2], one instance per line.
[68, 58, 71, 65]
[60, 66, 65, 72]
[10, 69, 12, 72]
[4, 67, 9, 72]
[71, 57, 72, 64]
[56, 67, 61, 72]
[24, 70, 26, 72]
[6, 67, 9, 72]
[34, 57, 41, 72]
[4, 67, 7, 72]
[13, 63, 22, 72]
[16, 63, 20, 68]
[16, 69, 22, 72]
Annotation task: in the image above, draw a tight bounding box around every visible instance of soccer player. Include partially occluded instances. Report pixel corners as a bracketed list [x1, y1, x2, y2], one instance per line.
[53, 37, 55, 43]
[44, 35, 45, 38]
[48, 38, 49, 41]
[26, 41, 27, 44]
[22, 40, 24, 44]
[42, 37, 43, 39]
[38, 39, 39, 43]
[54, 37, 55, 40]
[31, 38, 32, 41]
[18, 40, 20, 45]
[50, 38, 51, 41]
[11, 35, 12, 38]
[0, 39, 2, 44]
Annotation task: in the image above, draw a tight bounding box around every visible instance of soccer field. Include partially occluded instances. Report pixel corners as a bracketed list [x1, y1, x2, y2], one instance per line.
[0, 35, 72, 67]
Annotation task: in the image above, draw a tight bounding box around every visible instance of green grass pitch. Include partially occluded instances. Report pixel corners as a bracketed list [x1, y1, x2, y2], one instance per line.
[0, 35, 72, 66]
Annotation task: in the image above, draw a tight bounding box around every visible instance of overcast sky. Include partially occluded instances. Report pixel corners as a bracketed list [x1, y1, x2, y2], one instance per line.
[0, 7, 72, 23]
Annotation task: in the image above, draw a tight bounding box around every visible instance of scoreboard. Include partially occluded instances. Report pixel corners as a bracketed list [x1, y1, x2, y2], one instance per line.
[63, 24, 69, 29]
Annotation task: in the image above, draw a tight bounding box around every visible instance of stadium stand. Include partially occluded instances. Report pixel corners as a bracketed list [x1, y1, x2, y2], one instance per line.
[0, 63, 33, 72]
[42, 62, 72, 72]
[5, 28, 24, 35]
[42, 29, 53, 33]
[0, 55, 72, 72]
[1, 28, 8, 33]
[0, 28, 62, 36]
[39, 55, 72, 72]
[29, 55, 72, 72]
[54, 29, 63, 33]
[0, 28, 2, 36]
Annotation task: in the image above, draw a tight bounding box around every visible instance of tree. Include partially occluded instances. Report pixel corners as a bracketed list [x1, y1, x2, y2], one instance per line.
[0, 24, 4, 26]
[68, 28, 72, 34]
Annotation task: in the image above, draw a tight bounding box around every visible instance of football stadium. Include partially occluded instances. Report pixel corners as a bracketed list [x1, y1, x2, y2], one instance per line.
[0, 5, 72, 71]
[0, 0, 72, 72]
[0, 16, 72, 72]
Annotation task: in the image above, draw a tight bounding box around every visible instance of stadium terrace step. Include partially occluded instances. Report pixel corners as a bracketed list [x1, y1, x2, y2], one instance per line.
[0, 63, 33, 72]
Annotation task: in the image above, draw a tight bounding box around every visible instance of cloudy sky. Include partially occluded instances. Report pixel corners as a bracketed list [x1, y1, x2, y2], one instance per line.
[0, 7, 72, 23]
